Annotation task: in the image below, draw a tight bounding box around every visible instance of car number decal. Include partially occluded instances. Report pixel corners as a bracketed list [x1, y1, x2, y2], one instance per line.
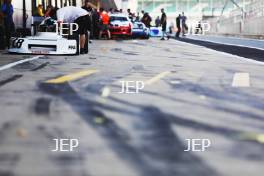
[12, 38, 24, 48]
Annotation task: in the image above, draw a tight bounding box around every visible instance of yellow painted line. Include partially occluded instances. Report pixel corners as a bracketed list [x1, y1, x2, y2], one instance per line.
[145, 71, 171, 85]
[232, 72, 250, 87]
[240, 133, 264, 144]
[45, 69, 99, 84]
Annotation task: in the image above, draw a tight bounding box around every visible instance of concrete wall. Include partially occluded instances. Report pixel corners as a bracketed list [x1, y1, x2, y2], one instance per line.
[207, 0, 264, 36]
[243, 16, 264, 35]
[208, 16, 264, 36]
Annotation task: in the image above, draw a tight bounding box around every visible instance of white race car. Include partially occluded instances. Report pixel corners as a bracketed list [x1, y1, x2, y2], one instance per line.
[9, 32, 78, 55]
[132, 22, 150, 39]
[8, 17, 84, 55]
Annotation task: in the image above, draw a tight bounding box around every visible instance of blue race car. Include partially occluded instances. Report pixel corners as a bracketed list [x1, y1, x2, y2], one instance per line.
[132, 22, 150, 39]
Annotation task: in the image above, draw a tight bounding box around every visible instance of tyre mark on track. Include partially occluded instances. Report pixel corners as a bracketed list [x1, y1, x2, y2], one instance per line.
[31, 62, 50, 71]
[137, 106, 217, 175]
[0, 75, 23, 87]
[39, 82, 163, 176]
[34, 98, 51, 115]
[39, 81, 219, 176]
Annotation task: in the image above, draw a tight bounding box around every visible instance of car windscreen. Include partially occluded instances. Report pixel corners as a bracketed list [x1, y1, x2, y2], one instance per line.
[110, 16, 128, 22]
[133, 23, 144, 29]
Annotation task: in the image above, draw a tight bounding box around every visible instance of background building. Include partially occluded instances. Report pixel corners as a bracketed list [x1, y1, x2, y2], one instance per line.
[0, 0, 116, 29]
[1, 0, 262, 36]
[115, 0, 263, 36]
[0, 0, 82, 29]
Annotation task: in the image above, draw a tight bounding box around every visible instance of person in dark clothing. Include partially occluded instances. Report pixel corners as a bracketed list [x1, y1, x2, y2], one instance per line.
[127, 9, 133, 21]
[82, 0, 100, 41]
[82, 0, 93, 40]
[141, 10, 145, 19]
[160, 8, 169, 40]
[176, 14, 181, 38]
[135, 12, 140, 21]
[109, 8, 114, 14]
[155, 16, 160, 27]
[141, 12, 151, 28]
[1, 0, 14, 48]
[181, 12, 188, 36]
[91, 8, 100, 39]
[82, 1, 92, 12]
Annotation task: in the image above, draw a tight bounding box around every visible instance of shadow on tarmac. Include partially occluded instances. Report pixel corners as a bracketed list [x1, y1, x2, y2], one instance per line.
[39, 82, 217, 176]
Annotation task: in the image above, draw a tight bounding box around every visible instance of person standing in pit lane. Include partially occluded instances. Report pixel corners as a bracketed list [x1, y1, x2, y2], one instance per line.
[127, 9, 133, 21]
[1, 0, 14, 49]
[99, 8, 111, 40]
[56, 6, 91, 54]
[82, 0, 97, 42]
[160, 8, 169, 40]
[135, 12, 140, 21]
[109, 8, 114, 14]
[175, 14, 181, 38]
[181, 12, 188, 36]
[140, 10, 145, 21]
[155, 16, 161, 27]
[141, 12, 151, 28]
[91, 8, 100, 39]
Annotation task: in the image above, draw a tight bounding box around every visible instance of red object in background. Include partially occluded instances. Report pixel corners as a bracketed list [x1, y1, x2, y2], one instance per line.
[109, 23, 132, 36]
[109, 26, 131, 36]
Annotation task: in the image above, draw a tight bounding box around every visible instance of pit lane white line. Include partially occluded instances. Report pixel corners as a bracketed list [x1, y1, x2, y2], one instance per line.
[0, 55, 43, 72]
[232, 73, 250, 87]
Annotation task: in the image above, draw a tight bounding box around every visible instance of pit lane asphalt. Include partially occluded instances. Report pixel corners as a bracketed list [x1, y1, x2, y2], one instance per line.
[0, 38, 264, 176]
[0, 51, 35, 67]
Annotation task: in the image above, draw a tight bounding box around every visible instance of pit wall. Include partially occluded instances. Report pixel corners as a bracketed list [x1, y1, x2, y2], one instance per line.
[207, 0, 264, 37]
